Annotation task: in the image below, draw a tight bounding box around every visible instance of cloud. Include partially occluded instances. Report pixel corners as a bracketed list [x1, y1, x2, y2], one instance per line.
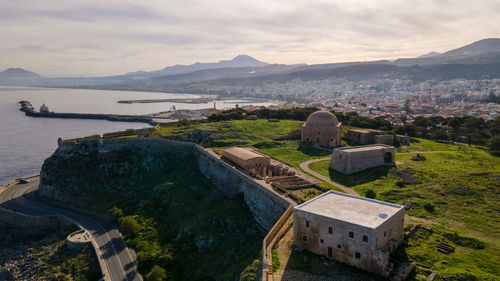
[0, 0, 499, 76]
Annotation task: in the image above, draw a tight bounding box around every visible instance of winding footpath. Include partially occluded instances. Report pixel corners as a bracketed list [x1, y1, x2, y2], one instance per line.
[0, 177, 142, 281]
[300, 150, 456, 196]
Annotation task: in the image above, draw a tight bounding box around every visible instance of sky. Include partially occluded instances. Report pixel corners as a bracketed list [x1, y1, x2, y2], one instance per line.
[1, 0, 499, 77]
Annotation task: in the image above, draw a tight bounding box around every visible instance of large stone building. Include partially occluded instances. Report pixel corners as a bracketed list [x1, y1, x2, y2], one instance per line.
[293, 191, 405, 277]
[221, 146, 294, 177]
[329, 144, 395, 174]
[345, 129, 394, 146]
[301, 110, 342, 146]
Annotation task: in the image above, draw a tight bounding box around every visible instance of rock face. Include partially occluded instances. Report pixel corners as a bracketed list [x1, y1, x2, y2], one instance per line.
[40, 138, 291, 231]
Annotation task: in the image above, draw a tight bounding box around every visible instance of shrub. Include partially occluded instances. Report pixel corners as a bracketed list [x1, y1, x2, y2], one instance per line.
[365, 189, 376, 199]
[424, 203, 435, 213]
[119, 216, 140, 237]
[239, 259, 259, 281]
[108, 206, 123, 219]
[488, 135, 500, 154]
[271, 243, 280, 271]
[396, 181, 406, 188]
[146, 265, 167, 281]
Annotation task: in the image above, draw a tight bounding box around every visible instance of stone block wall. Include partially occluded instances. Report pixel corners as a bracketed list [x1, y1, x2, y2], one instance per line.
[52, 138, 291, 231]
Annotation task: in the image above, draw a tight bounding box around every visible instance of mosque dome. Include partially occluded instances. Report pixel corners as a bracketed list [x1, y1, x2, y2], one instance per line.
[305, 110, 339, 127]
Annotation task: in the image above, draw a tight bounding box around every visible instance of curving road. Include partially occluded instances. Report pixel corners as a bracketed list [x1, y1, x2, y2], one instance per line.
[0, 178, 142, 281]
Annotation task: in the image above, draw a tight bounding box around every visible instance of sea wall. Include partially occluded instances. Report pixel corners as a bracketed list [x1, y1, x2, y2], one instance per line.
[42, 138, 291, 231]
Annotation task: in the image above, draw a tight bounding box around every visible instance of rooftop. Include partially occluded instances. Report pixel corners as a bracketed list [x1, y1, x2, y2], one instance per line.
[295, 191, 403, 229]
[222, 147, 269, 161]
[336, 144, 393, 152]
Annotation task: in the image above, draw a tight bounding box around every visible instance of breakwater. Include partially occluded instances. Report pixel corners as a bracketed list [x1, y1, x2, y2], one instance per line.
[19, 100, 157, 125]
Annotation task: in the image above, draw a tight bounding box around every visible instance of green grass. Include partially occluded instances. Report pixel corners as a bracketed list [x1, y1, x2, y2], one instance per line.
[309, 145, 500, 279]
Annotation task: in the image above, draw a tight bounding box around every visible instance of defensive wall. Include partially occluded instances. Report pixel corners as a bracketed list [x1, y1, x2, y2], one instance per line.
[54, 137, 292, 231]
[0, 207, 73, 231]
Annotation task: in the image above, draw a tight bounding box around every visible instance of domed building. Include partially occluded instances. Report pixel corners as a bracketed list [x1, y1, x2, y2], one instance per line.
[301, 110, 342, 146]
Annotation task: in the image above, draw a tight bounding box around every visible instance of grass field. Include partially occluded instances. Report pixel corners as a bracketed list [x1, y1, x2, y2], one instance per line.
[155, 120, 500, 279]
[309, 147, 500, 279]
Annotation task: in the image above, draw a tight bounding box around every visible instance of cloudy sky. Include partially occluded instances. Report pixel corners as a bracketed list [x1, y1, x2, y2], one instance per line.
[1, 0, 499, 77]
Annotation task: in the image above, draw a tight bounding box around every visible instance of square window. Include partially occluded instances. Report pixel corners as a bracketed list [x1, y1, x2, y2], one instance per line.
[328, 226, 333, 234]
[337, 244, 342, 249]
[355, 252, 361, 259]
[363, 235, 368, 242]
[320, 239, 324, 243]
[303, 235, 308, 242]
[305, 220, 310, 228]
[349, 231, 354, 239]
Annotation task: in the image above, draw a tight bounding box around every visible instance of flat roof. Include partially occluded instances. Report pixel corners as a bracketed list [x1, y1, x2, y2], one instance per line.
[335, 144, 392, 153]
[348, 129, 381, 133]
[222, 147, 269, 161]
[295, 191, 403, 229]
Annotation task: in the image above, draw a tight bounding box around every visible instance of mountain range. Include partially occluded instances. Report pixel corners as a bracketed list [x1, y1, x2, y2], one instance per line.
[2, 38, 500, 89]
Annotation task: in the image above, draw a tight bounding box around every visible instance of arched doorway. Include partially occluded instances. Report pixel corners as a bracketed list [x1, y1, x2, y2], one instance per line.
[384, 152, 392, 163]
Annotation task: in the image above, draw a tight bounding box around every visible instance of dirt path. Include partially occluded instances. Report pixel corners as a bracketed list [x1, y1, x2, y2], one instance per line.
[298, 150, 455, 196]
[299, 157, 359, 195]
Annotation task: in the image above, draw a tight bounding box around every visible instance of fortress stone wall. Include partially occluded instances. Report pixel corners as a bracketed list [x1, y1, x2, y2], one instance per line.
[49, 138, 291, 231]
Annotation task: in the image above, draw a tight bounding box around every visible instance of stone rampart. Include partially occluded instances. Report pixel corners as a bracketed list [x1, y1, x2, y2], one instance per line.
[195, 146, 292, 230]
[52, 138, 291, 231]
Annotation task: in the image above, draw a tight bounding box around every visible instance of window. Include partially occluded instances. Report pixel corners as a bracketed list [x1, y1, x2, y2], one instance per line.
[328, 226, 333, 234]
[362, 234, 369, 242]
[303, 235, 308, 242]
[320, 239, 324, 243]
[305, 220, 310, 228]
[355, 252, 361, 259]
[339, 155, 342, 159]
[384, 231, 387, 237]
[349, 231, 354, 239]
[328, 247, 333, 257]
[337, 244, 342, 249]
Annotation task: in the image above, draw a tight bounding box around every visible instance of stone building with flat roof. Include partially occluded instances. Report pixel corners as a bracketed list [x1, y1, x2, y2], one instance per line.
[330, 144, 395, 175]
[293, 191, 405, 277]
[346, 129, 394, 146]
[301, 110, 342, 146]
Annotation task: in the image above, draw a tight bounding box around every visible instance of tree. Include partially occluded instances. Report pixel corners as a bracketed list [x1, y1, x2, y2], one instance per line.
[365, 189, 376, 199]
[462, 117, 485, 146]
[488, 135, 500, 154]
[119, 216, 140, 237]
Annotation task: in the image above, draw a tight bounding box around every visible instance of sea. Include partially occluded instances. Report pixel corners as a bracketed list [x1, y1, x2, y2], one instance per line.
[0, 86, 273, 185]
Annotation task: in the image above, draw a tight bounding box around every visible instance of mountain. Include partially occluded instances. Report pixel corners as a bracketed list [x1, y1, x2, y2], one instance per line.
[440, 38, 500, 57]
[395, 38, 500, 66]
[418, 52, 440, 58]
[122, 54, 269, 78]
[0, 68, 42, 79]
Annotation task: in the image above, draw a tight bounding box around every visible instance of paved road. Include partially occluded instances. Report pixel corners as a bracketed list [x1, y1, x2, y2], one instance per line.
[0, 178, 142, 281]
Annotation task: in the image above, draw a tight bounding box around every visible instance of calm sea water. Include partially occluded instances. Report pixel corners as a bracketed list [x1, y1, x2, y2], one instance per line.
[0, 86, 272, 185]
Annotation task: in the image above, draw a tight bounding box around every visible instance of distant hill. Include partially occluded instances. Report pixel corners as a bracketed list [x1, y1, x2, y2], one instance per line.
[0, 68, 42, 80]
[418, 52, 440, 58]
[121, 54, 269, 78]
[395, 38, 500, 66]
[440, 38, 500, 57]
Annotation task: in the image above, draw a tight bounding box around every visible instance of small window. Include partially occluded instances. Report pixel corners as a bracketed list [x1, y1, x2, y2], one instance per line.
[349, 231, 354, 239]
[320, 239, 324, 243]
[328, 226, 333, 234]
[305, 221, 310, 228]
[303, 235, 308, 242]
[355, 252, 361, 259]
[363, 235, 368, 242]
[339, 155, 342, 159]
[337, 244, 342, 249]
[384, 231, 387, 237]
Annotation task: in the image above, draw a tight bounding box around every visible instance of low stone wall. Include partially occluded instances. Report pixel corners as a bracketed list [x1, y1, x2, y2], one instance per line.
[0, 207, 73, 232]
